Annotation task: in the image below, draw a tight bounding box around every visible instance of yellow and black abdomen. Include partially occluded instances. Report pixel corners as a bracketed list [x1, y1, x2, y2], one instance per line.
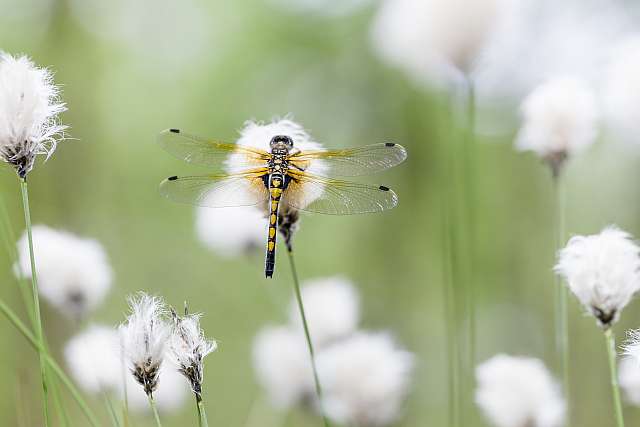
[265, 173, 285, 278]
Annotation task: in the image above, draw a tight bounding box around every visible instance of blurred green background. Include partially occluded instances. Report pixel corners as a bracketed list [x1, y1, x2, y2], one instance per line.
[2, 0, 640, 426]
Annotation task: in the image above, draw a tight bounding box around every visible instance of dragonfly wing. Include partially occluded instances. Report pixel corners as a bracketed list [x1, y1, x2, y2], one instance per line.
[283, 171, 398, 215]
[288, 143, 407, 177]
[160, 169, 270, 208]
[157, 129, 270, 172]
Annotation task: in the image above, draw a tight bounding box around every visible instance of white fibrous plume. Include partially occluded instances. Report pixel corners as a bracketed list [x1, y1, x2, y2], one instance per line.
[123, 364, 190, 414]
[555, 226, 640, 328]
[618, 346, 640, 406]
[64, 324, 122, 394]
[475, 354, 566, 427]
[315, 331, 414, 426]
[119, 293, 171, 397]
[602, 36, 640, 147]
[515, 77, 599, 176]
[227, 118, 328, 209]
[288, 276, 360, 348]
[474, 0, 632, 115]
[0, 52, 66, 177]
[15, 225, 113, 319]
[252, 325, 314, 409]
[167, 308, 217, 400]
[370, 0, 506, 87]
[195, 205, 265, 257]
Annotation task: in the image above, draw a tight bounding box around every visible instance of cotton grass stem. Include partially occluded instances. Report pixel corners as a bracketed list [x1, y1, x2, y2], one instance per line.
[286, 249, 331, 427]
[148, 395, 163, 427]
[553, 176, 570, 421]
[196, 397, 209, 427]
[0, 296, 100, 427]
[19, 177, 50, 427]
[605, 329, 624, 427]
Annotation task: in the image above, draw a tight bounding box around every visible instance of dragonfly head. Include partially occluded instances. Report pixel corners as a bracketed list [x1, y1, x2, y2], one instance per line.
[270, 135, 294, 151]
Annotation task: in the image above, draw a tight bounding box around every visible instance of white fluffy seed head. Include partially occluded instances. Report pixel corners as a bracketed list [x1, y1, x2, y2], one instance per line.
[602, 36, 640, 147]
[252, 325, 314, 409]
[167, 309, 217, 398]
[288, 276, 360, 348]
[619, 350, 640, 406]
[475, 354, 566, 427]
[315, 331, 414, 427]
[370, 0, 505, 86]
[119, 293, 171, 396]
[515, 77, 599, 176]
[227, 118, 328, 209]
[15, 225, 113, 319]
[0, 52, 66, 177]
[195, 205, 265, 258]
[555, 226, 640, 328]
[64, 324, 122, 394]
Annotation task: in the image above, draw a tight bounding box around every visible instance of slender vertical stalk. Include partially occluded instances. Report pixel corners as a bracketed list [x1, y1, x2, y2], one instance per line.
[441, 199, 458, 427]
[553, 175, 570, 425]
[0, 296, 100, 427]
[605, 329, 624, 427]
[148, 395, 163, 427]
[196, 397, 209, 427]
[286, 249, 331, 427]
[104, 391, 122, 427]
[19, 177, 49, 427]
[461, 77, 477, 424]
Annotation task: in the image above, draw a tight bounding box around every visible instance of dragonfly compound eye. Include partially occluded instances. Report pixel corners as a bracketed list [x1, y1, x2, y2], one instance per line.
[270, 135, 294, 148]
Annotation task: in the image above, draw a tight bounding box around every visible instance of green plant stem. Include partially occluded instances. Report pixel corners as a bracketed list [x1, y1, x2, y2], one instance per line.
[149, 395, 163, 427]
[196, 397, 209, 427]
[441, 199, 458, 427]
[286, 249, 331, 427]
[0, 296, 100, 427]
[605, 329, 624, 427]
[19, 177, 49, 427]
[462, 77, 477, 424]
[0, 191, 35, 327]
[553, 176, 570, 426]
[104, 391, 121, 427]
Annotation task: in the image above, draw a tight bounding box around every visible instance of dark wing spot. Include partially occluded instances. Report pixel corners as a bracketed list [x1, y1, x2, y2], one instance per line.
[169, 129, 180, 134]
[168, 176, 178, 181]
[385, 142, 396, 147]
[379, 185, 390, 191]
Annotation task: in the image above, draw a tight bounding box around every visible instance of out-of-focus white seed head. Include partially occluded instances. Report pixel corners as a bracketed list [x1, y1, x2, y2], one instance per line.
[119, 293, 171, 397]
[0, 52, 67, 177]
[370, 0, 507, 87]
[167, 308, 217, 400]
[619, 350, 640, 406]
[555, 226, 640, 329]
[122, 364, 190, 414]
[252, 325, 314, 409]
[475, 354, 566, 427]
[195, 205, 265, 258]
[315, 331, 414, 426]
[288, 276, 360, 348]
[15, 225, 113, 320]
[64, 324, 122, 394]
[228, 118, 328, 209]
[515, 77, 599, 176]
[602, 35, 640, 147]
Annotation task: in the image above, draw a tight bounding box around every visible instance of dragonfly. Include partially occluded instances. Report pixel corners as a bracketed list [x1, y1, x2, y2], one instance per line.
[158, 128, 407, 278]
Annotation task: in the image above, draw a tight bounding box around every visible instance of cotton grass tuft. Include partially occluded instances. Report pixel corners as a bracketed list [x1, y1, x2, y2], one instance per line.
[515, 77, 599, 177]
[475, 354, 566, 427]
[316, 331, 414, 426]
[555, 226, 640, 328]
[0, 52, 66, 177]
[15, 225, 113, 320]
